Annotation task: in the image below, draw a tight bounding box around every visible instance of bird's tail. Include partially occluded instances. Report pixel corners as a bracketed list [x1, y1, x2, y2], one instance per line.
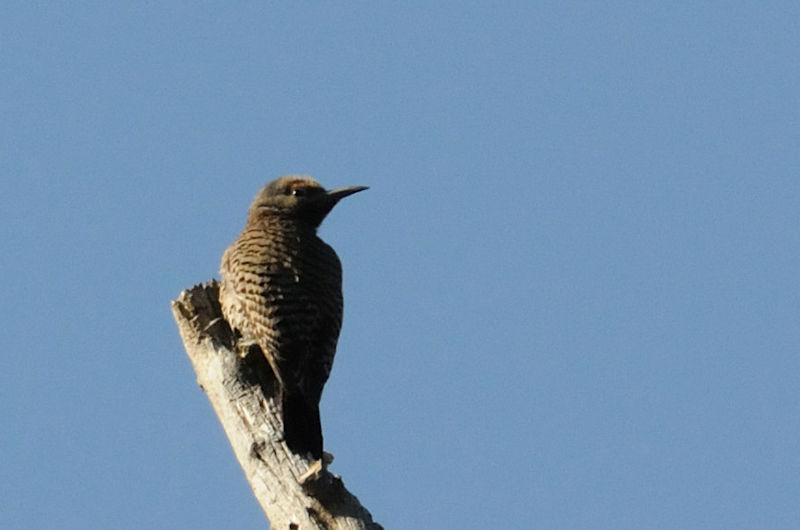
[282, 392, 323, 460]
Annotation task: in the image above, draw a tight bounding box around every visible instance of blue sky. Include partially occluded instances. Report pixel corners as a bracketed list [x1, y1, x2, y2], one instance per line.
[2, 3, 799, 529]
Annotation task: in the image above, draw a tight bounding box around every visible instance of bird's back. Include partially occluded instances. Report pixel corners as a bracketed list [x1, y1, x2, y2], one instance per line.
[219, 216, 343, 399]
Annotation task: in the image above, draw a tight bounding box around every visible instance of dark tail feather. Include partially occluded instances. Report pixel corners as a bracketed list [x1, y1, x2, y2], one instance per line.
[282, 393, 323, 460]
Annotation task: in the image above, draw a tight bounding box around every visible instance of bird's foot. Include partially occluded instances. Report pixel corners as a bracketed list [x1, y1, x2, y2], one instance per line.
[202, 317, 224, 333]
[298, 458, 325, 485]
[236, 338, 259, 358]
[298, 451, 334, 485]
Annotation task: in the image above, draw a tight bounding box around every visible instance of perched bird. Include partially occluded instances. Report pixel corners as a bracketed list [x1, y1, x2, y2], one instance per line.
[219, 176, 367, 460]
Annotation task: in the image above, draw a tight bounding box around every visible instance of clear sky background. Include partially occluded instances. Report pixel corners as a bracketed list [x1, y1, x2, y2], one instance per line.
[2, 3, 798, 529]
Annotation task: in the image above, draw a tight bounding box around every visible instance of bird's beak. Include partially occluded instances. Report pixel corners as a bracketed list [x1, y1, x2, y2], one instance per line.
[302, 185, 368, 225]
[325, 185, 369, 203]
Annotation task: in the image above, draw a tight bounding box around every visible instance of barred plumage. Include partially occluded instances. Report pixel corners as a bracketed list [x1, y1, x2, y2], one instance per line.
[219, 176, 367, 459]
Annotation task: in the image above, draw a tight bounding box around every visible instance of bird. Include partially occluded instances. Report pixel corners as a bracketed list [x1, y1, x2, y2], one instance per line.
[218, 175, 367, 461]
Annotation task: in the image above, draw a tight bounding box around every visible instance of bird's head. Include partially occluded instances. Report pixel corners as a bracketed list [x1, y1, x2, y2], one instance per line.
[248, 175, 368, 228]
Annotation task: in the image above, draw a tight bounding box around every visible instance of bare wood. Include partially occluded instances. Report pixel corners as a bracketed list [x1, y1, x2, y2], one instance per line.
[171, 281, 382, 530]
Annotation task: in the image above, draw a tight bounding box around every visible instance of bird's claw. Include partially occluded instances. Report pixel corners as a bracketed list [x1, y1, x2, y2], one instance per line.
[298, 458, 325, 484]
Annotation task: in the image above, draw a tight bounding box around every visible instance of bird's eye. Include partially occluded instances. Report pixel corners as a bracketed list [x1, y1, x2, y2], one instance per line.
[290, 187, 307, 197]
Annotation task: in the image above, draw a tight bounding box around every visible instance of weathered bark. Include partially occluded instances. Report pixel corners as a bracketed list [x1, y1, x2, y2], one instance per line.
[171, 281, 382, 530]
